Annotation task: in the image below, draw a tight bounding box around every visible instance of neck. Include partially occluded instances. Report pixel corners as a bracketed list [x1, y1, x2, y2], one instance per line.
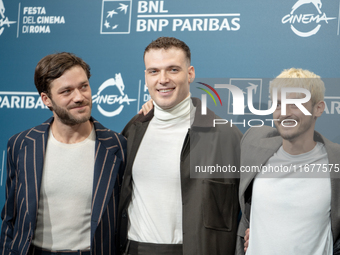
[282, 135, 316, 155]
[154, 95, 192, 122]
[51, 118, 93, 144]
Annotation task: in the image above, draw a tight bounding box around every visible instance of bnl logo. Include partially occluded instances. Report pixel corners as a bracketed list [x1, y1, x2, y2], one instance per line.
[197, 79, 263, 115]
[101, 0, 132, 34]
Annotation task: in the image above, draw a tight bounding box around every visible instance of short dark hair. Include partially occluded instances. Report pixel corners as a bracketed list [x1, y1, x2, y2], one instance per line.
[144, 37, 191, 64]
[34, 52, 91, 96]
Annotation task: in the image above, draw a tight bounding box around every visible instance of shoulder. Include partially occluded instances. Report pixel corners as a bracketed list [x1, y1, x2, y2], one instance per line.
[317, 132, 340, 154]
[7, 119, 51, 147]
[92, 120, 127, 165]
[7, 130, 28, 154]
[93, 119, 126, 144]
[7, 119, 52, 162]
[121, 114, 140, 137]
[122, 110, 154, 138]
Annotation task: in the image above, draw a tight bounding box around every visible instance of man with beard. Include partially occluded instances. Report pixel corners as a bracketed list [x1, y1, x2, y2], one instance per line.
[0, 52, 126, 255]
[236, 68, 340, 255]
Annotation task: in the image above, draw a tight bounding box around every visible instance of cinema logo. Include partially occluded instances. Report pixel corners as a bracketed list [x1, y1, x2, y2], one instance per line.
[282, 0, 336, 37]
[92, 73, 136, 117]
[0, 0, 16, 36]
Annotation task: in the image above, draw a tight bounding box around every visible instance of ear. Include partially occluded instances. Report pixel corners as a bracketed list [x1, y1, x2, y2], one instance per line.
[313, 101, 325, 118]
[188, 66, 195, 84]
[144, 70, 149, 88]
[41, 92, 53, 109]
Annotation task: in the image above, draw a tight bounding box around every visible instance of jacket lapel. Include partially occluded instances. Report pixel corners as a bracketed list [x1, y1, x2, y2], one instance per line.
[24, 118, 52, 224]
[240, 134, 282, 205]
[118, 118, 150, 246]
[324, 137, 340, 242]
[125, 121, 150, 176]
[120, 112, 153, 206]
[90, 119, 121, 239]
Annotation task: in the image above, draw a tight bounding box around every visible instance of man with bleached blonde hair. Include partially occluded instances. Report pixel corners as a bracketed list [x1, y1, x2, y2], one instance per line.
[270, 68, 325, 106]
[236, 68, 340, 255]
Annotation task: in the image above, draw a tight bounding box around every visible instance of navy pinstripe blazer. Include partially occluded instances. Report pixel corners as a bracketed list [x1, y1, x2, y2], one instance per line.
[0, 117, 126, 255]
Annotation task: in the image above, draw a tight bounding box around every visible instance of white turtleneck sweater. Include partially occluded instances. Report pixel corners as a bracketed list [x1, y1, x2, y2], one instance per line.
[128, 96, 195, 244]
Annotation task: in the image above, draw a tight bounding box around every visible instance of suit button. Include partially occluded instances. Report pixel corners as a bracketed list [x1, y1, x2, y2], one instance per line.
[122, 211, 127, 218]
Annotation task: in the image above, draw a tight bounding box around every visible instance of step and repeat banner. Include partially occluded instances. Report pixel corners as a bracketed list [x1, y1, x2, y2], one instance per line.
[0, 0, 340, 209]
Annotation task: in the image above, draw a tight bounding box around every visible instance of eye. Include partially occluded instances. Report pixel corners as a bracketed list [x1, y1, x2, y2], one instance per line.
[81, 84, 89, 90]
[61, 89, 71, 95]
[170, 68, 179, 72]
[148, 69, 157, 74]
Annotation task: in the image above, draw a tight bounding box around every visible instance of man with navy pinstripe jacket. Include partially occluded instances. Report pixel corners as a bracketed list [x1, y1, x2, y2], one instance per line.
[0, 52, 126, 255]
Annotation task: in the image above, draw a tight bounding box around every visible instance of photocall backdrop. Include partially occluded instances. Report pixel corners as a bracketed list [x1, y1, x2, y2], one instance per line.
[0, 0, 340, 215]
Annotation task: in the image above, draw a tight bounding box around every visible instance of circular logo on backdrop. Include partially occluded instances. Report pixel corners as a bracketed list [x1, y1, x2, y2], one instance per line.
[282, 0, 336, 37]
[92, 73, 136, 117]
[0, 0, 16, 36]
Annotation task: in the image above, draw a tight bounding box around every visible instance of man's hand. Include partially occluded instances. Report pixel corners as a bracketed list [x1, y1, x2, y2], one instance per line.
[138, 99, 153, 115]
[244, 228, 250, 253]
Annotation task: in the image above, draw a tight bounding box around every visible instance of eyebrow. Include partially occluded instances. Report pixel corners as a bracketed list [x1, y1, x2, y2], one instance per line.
[146, 65, 182, 71]
[168, 65, 182, 69]
[57, 81, 89, 91]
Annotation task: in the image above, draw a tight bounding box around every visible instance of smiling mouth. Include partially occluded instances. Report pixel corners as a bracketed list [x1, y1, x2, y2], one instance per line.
[158, 88, 175, 93]
[73, 106, 85, 109]
[280, 120, 298, 126]
[70, 103, 89, 110]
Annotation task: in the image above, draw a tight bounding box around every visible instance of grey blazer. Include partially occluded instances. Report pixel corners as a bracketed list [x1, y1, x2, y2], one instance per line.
[236, 126, 340, 255]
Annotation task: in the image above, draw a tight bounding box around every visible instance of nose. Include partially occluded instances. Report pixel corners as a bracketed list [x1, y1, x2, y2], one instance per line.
[159, 70, 169, 84]
[286, 104, 294, 114]
[281, 103, 294, 118]
[73, 89, 84, 103]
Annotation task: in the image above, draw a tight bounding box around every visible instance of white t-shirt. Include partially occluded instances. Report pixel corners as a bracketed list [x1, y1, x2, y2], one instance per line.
[247, 142, 332, 255]
[32, 127, 95, 250]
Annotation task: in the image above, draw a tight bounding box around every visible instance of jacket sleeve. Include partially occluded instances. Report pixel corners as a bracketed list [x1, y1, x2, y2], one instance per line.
[235, 213, 248, 255]
[235, 127, 255, 255]
[0, 136, 19, 252]
[334, 237, 340, 255]
[117, 133, 127, 190]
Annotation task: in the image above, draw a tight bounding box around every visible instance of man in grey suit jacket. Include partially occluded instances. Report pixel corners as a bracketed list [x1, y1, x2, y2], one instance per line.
[0, 52, 126, 255]
[236, 68, 340, 255]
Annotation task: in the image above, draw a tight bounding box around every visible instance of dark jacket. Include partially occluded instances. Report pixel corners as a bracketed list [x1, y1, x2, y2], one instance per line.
[118, 98, 242, 255]
[0, 117, 126, 255]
